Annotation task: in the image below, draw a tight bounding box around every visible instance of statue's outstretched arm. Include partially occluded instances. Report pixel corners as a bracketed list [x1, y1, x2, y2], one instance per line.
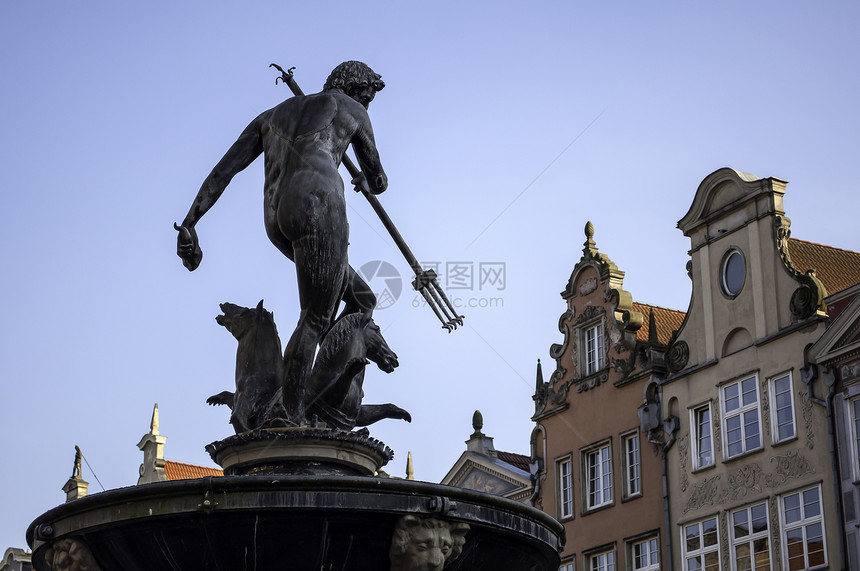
[176, 117, 264, 271]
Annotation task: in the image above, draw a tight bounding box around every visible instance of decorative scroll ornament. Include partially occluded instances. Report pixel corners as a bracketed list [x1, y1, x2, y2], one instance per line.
[666, 340, 689, 373]
[773, 216, 828, 321]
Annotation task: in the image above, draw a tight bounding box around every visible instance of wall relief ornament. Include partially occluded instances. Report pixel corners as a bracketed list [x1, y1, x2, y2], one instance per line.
[720, 512, 729, 571]
[765, 450, 814, 487]
[682, 451, 815, 514]
[575, 373, 608, 393]
[760, 378, 771, 440]
[579, 277, 598, 296]
[769, 496, 782, 569]
[798, 390, 815, 449]
[678, 433, 689, 492]
[684, 475, 721, 513]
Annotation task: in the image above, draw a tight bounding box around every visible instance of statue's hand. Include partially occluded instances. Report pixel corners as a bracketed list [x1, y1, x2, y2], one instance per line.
[174, 223, 203, 271]
[350, 172, 387, 195]
[350, 172, 370, 194]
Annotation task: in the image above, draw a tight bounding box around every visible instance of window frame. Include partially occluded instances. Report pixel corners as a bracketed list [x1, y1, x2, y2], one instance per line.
[559, 560, 575, 571]
[626, 534, 660, 571]
[729, 501, 771, 571]
[768, 371, 796, 445]
[690, 402, 715, 470]
[584, 322, 605, 376]
[720, 248, 746, 298]
[720, 374, 763, 460]
[681, 515, 721, 571]
[620, 430, 642, 500]
[585, 548, 616, 571]
[850, 396, 860, 482]
[556, 455, 574, 520]
[779, 484, 827, 570]
[582, 440, 614, 512]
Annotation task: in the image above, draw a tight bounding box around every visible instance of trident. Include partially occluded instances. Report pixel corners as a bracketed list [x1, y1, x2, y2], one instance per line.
[270, 64, 464, 332]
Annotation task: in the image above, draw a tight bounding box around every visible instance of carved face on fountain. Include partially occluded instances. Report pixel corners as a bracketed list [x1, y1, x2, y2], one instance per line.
[389, 516, 469, 571]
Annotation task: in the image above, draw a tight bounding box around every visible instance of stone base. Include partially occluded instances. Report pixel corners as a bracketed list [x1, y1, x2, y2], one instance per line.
[206, 428, 394, 476]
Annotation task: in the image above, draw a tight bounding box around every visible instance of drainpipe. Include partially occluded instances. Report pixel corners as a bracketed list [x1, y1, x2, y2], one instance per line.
[660, 417, 679, 571]
[802, 364, 846, 571]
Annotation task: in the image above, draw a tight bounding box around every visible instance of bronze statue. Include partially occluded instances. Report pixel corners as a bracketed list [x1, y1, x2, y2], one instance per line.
[178, 61, 390, 426]
[71, 446, 82, 480]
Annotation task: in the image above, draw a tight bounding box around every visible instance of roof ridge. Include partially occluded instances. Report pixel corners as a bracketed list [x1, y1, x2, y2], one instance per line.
[788, 237, 859, 256]
[632, 301, 686, 314]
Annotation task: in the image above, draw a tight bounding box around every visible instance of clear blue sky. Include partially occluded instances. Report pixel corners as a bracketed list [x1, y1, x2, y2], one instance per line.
[1, 1, 858, 551]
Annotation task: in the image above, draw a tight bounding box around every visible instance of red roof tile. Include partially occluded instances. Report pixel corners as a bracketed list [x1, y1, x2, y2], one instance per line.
[164, 460, 223, 480]
[787, 238, 860, 296]
[496, 451, 530, 472]
[631, 302, 686, 345]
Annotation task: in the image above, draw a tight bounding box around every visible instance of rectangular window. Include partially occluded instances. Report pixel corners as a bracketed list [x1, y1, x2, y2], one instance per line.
[585, 444, 613, 509]
[631, 537, 660, 571]
[730, 502, 770, 570]
[722, 375, 762, 458]
[622, 432, 641, 498]
[852, 398, 860, 481]
[682, 516, 719, 571]
[691, 404, 714, 469]
[585, 323, 604, 375]
[588, 550, 615, 571]
[557, 457, 573, 519]
[781, 486, 827, 570]
[559, 562, 575, 571]
[770, 373, 796, 443]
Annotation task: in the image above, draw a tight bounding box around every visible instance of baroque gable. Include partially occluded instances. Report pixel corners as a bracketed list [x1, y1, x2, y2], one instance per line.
[534, 223, 646, 416]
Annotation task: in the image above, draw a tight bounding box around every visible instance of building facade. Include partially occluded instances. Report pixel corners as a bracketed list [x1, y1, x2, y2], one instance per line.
[531, 222, 684, 571]
[661, 168, 858, 571]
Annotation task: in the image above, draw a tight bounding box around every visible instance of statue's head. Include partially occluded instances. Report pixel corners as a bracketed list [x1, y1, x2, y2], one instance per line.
[323, 61, 385, 109]
[389, 516, 469, 571]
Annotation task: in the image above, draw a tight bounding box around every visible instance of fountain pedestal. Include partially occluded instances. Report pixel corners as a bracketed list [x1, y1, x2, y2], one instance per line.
[28, 430, 564, 570]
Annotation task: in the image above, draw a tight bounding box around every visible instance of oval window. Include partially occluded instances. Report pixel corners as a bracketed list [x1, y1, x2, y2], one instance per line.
[722, 250, 745, 296]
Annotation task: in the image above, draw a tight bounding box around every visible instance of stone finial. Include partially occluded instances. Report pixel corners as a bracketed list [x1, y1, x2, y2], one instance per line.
[150, 403, 160, 436]
[471, 410, 484, 437]
[406, 451, 414, 481]
[583, 221, 597, 256]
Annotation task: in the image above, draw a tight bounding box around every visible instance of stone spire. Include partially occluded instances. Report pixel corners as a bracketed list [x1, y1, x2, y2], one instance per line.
[406, 451, 414, 481]
[137, 403, 168, 484]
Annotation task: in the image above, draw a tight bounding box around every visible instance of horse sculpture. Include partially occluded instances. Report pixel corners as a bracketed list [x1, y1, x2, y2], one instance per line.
[208, 302, 410, 432]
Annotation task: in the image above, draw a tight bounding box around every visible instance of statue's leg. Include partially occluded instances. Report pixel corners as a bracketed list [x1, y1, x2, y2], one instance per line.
[281, 232, 348, 424]
[338, 266, 376, 319]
